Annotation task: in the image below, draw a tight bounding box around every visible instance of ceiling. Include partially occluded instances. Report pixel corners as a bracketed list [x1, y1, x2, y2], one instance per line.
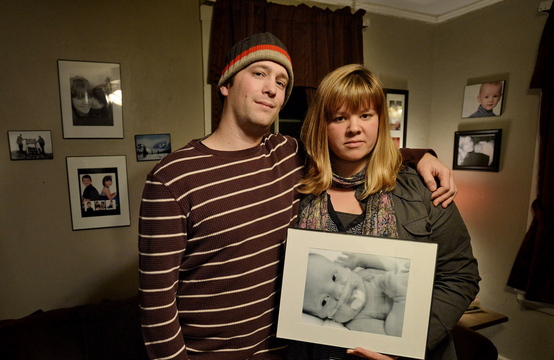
[311, 0, 505, 24]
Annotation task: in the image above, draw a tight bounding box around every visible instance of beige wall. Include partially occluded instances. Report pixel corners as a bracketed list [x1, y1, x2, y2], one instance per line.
[1, 0, 552, 359]
[364, 1, 553, 359]
[0, 1, 204, 317]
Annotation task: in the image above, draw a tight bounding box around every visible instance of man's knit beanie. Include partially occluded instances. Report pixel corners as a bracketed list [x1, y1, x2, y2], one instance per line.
[218, 32, 294, 103]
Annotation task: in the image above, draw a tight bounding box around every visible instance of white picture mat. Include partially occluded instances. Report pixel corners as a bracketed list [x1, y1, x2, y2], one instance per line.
[58, 60, 123, 138]
[278, 228, 437, 359]
[66, 156, 130, 230]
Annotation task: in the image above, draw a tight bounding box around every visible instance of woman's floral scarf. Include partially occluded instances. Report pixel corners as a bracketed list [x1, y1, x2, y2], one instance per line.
[297, 170, 398, 238]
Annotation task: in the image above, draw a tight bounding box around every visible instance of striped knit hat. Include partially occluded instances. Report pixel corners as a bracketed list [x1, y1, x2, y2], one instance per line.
[218, 32, 294, 103]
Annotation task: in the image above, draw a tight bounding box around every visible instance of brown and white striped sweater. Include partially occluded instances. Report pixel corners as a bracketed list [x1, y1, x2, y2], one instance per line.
[138, 133, 304, 360]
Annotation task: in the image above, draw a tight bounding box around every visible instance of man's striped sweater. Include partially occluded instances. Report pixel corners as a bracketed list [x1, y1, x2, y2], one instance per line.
[138, 133, 304, 360]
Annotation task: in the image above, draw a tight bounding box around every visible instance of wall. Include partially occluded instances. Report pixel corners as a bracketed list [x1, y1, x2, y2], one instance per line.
[0, 1, 204, 318]
[364, 1, 553, 359]
[1, 0, 552, 359]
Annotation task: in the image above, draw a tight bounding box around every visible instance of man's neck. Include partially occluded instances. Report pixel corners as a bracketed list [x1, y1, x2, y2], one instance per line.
[202, 122, 268, 151]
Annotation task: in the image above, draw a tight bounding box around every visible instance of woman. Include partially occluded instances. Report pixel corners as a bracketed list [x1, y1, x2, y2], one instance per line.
[288, 64, 480, 360]
[70, 76, 93, 125]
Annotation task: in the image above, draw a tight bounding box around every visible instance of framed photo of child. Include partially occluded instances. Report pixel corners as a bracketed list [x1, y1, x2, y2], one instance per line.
[66, 155, 131, 230]
[277, 228, 437, 360]
[461, 81, 505, 118]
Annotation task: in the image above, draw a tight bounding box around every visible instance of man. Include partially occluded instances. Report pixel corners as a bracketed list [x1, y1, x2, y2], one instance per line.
[139, 33, 456, 360]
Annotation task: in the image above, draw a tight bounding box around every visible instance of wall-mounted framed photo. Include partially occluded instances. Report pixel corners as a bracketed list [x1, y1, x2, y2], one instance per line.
[7, 130, 53, 160]
[135, 133, 172, 162]
[277, 228, 437, 359]
[66, 155, 130, 230]
[461, 81, 505, 118]
[384, 89, 408, 148]
[58, 60, 123, 139]
[453, 129, 502, 172]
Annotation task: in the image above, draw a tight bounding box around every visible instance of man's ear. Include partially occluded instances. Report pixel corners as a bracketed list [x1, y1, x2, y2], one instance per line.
[220, 84, 229, 97]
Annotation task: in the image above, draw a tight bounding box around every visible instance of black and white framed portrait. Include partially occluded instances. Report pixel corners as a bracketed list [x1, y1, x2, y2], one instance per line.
[7, 130, 53, 160]
[58, 60, 123, 138]
[278, 228, 437, 359]
[453, 129, 502, 172]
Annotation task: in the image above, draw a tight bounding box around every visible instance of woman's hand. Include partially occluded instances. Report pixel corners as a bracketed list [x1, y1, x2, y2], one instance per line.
[346, 347, 399, 360]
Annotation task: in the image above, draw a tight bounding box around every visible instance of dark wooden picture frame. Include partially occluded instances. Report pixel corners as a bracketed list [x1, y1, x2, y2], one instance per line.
[453, 129, 502, 172]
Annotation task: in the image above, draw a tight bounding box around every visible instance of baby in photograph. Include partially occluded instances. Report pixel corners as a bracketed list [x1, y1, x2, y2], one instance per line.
[469, 81, 503, 118]
[303, 252, 409, 336]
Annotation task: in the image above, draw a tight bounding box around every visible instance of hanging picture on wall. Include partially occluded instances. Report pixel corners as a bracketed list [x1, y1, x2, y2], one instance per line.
[66, 155, 130, 230]
[453, 129, 502, 172]
[135, 133, 172, 162]
[58, 60, 123, 138]
[461, 81, 505, 118]
[277, 228, 437, 360]
[384, 89, 408, 148]
[7, 130, 54, 160]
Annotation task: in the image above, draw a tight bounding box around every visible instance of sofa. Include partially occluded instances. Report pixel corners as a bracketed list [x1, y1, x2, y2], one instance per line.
[0, 296, 148, 360]
[0, 295, 497, 360]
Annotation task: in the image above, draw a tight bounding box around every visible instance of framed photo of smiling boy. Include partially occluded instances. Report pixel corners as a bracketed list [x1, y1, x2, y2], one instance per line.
[277, 228, 437, 360]
[58, 60, 123, 138]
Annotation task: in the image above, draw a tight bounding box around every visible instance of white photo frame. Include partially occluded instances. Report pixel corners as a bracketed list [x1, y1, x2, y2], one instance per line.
[278, 228, 437, 359]
[58, 60, 123, 138]
[66, 156, 130, 230]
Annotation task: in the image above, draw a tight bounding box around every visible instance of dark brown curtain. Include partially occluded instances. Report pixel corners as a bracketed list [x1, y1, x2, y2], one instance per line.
[508, 11, 554, 304]
[208, 0, 365, 130]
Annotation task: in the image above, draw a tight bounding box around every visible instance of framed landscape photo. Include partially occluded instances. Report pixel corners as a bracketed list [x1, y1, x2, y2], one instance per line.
[135, 133, 172, 162]
[453, 129, 502, 172]
[384, 89, 408, 148]
[66, 155, 130, 230]
[58, 60, 123, 138]
[7, 130, 53, 160]
[278, 228, 437, 359]
[461, 81, 505, 118]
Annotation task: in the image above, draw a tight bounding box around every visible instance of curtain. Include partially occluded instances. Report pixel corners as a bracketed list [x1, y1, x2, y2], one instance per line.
[508, 11, 554, 304]
[208, 0, 365, 130]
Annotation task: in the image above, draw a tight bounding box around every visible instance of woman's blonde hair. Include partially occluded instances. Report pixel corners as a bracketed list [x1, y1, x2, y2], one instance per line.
[299, 64, 402, 198]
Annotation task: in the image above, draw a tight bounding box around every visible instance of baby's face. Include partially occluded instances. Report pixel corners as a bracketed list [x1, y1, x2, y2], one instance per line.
[304, 254, 366, 323]
[477, 83, 502, 111]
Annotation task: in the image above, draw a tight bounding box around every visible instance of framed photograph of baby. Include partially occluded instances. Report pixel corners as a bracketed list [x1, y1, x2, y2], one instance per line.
[461, 81, 505, 118]
[453, 129, 502, 172]
[277, 228, 438, 359]
[58, 60, 123, 138]
[384, 89, 408, 148]
[7, 130, 53, 160]
[66, 155, 130, 231]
